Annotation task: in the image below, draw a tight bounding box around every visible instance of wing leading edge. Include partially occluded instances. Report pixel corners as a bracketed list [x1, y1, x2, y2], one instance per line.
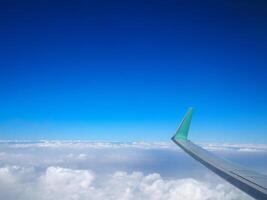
[171, 108, 267, 200]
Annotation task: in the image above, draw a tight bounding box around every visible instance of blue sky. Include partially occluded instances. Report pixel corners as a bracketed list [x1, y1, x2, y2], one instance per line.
[0, 0, 267, 142]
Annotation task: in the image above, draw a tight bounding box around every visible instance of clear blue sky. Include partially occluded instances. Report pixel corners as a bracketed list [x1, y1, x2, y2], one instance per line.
[0, 0, 267, 142]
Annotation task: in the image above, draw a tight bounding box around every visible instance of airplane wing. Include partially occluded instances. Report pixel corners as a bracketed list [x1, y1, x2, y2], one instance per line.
[171, 108, 267, 200]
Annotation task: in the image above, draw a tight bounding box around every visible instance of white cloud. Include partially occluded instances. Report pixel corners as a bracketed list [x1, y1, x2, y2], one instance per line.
[200, 143, 267, 152]
[2, 140, 267, 152]
[0, 140, 265, 200]
[5, 140, 176, 150]
[39, 167, 95, 200]
[0, 166, 252, 200]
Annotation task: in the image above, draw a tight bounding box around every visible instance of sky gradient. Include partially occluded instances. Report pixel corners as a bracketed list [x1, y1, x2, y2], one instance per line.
[1, 0, 267, 142]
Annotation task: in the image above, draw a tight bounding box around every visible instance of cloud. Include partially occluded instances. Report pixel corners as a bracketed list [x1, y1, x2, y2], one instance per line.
[2, 140, 176, 150]
[0, 140, 265, 199]
[39, 167, 95, 200]
[237, 148, 265, 152]
[1, 140, 267, 152]
[0, 166, 252, 200]
[199, 143, 267, 152]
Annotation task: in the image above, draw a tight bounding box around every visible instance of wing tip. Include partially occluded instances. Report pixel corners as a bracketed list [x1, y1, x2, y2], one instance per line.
[172, 107, 194, 141]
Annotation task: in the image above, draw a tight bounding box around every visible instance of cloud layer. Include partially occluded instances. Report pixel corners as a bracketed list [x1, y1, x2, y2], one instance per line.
[1, 140, 267, 152]
[0, 165, 252, 200]
[0, 141, 265, 199]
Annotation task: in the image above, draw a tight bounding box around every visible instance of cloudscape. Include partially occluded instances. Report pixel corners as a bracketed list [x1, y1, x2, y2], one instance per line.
[1, 140, 267, 200]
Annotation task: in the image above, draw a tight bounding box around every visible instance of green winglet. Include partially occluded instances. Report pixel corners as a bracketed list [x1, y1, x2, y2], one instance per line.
[172, 108, 194, 141]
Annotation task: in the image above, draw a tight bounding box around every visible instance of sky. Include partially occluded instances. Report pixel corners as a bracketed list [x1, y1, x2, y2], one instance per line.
[1, 0, 267, 142]
[1, 140, 267, 200]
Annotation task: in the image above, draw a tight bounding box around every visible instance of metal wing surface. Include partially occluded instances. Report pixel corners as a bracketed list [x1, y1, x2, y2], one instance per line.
[172, 108, 267, 200]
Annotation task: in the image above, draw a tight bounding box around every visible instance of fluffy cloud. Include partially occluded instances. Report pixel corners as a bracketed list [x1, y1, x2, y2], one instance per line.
[0, 166, 252, 200]
[39, 167, 95, 200]
[0, 141, 264, 199]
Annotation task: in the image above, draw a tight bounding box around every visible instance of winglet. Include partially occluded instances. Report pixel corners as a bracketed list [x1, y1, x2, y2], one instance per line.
[172, 108, 194, 141]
